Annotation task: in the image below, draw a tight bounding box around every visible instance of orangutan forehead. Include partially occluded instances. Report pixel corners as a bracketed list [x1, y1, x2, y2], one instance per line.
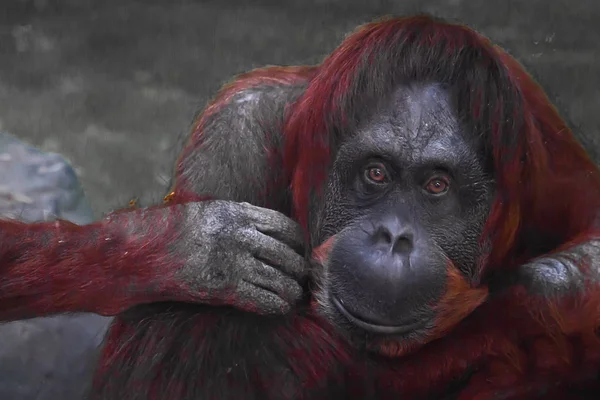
[340, 83, 476, 167]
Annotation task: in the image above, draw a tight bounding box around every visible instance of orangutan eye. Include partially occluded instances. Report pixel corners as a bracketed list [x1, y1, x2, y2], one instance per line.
[424, 176, 450, 195]
[364, 163, 389, 184]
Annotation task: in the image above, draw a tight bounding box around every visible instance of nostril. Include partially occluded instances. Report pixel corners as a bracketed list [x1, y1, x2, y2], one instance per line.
[371, 225, 414, 254]
[372, 226, 394, 245]
[392, 235, 413, 254]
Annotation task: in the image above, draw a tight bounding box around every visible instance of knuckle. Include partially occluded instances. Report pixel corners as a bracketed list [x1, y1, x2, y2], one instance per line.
[522, 258, 573, 296]
[261, 208, 287, 222]
[238, 201, 265, 217]
[235, 228, 257, 249]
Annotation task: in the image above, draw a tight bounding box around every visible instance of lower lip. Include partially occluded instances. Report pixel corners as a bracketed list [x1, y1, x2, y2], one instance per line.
[332, 296, 426, 335]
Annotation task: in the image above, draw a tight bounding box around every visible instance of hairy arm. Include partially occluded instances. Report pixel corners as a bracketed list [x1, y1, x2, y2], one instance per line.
[0, 206, 185, 320]
[0, 66, 317, 321]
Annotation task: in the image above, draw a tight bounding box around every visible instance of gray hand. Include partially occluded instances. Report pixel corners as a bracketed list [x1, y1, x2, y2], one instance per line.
[175, 200, 308, 315]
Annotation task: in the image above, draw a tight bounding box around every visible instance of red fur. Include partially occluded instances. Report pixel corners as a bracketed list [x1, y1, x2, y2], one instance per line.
[0, 192, 211, 321]
[0, 212, 171, 319]
[94, 306, 355, 400]
[484, 45, 600, 269]
[369, 285, 600, 399]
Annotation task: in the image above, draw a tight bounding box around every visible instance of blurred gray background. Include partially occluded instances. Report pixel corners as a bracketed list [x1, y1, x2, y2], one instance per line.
[1, 0, 599, 217]
[0, 0, 598, 399]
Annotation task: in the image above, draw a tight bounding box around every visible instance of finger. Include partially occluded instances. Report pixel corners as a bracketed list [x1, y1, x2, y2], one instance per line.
[235, 281, 291, 315]
[250, 231, 308, 281]
[244, 260, 304, 304]
[239, 202, 305, 253]
[256, 220, 306, 255]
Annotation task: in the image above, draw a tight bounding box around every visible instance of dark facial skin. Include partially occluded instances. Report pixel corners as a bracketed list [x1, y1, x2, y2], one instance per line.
[313, 83, 495, 349]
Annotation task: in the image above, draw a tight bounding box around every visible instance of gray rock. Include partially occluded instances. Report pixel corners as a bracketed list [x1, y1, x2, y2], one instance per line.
[0, 132, 111, 400]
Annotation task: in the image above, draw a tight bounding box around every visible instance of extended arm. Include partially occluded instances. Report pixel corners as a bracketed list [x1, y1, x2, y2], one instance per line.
[0, 67, 316, 321]
[1, 199, 308, 322]
[0, 206, 188, 321]
[0, 210, 161, 320]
